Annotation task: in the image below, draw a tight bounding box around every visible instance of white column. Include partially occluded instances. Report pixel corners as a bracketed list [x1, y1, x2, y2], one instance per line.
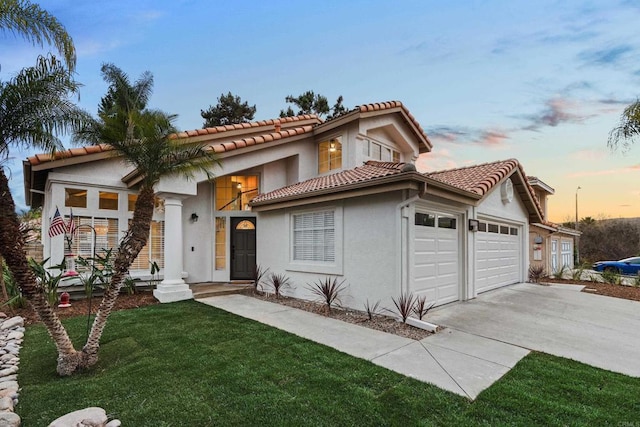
[153, 196, 193, 303]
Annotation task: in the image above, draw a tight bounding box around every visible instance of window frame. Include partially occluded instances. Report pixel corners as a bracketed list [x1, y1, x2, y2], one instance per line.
[287, 205, 343, 275]
[318, 137, 343, 174]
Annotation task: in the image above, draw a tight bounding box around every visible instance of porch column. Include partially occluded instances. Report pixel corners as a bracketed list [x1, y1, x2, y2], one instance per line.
[153, 196, 193, 303]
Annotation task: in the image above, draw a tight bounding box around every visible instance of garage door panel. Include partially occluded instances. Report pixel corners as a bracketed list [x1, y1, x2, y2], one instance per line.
[476, 221, 521, 293]
[412, 211, 460, 307]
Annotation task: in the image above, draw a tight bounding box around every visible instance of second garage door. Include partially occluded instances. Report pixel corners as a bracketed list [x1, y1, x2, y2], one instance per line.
[476, 220, 521, 293]
[413, 210, 460, 306]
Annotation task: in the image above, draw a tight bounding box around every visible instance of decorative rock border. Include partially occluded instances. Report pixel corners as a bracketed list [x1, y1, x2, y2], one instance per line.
[0, 313, 24, 427]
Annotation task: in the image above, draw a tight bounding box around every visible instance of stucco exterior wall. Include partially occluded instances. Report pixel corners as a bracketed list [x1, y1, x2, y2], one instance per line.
[256, 192, 404, 311]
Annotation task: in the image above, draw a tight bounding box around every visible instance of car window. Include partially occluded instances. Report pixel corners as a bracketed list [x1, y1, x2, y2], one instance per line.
[622, 257, 640, 264]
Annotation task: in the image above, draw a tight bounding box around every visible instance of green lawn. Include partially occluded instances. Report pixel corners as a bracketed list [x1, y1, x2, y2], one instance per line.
[19, 301, 640, 426]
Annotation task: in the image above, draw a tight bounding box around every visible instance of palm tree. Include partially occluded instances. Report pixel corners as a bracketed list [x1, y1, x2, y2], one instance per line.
[74, 64, 219, 370]
[608, 99, 640, 152]
[0, 0, 76, 71]
[0, 54, 91, 374]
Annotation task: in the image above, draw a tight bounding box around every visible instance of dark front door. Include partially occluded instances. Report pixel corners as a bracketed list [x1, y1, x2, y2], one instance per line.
[230, 217, 256, 280]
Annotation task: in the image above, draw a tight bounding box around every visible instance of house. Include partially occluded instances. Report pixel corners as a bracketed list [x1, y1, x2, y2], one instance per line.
[23, 101, 545, 310]
[527, 176, 580, 274]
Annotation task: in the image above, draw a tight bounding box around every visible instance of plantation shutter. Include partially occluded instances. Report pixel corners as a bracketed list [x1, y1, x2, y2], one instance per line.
[293, 211, 335, 262]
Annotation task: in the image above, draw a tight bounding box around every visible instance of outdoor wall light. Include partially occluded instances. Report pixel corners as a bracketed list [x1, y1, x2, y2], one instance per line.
[191, 213, 199, 222]
[468, 219, 479, 232]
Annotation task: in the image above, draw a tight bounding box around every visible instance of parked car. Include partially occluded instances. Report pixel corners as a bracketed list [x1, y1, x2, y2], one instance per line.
[592, 257, 640, 275]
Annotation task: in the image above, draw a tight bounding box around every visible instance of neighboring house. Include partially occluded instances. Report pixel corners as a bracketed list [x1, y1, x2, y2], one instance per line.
[23, 101, 544, 310]
[527, 176, 580, 274]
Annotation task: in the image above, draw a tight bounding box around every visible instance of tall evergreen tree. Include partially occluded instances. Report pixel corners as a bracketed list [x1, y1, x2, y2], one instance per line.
[279, 91, 347, 119]
[201, 92, 256, 127]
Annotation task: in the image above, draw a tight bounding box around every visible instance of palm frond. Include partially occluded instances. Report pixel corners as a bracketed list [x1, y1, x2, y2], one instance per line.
[0, 0, 76, 71]
[608, 99, 640, 152]
[0, 54, 91, 157]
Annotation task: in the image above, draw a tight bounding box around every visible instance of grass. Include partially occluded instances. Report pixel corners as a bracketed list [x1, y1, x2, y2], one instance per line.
[19, 301, 640, 426]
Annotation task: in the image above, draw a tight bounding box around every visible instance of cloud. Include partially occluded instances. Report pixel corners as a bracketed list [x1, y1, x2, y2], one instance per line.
[568, 164, 640, 177]
[426, 125, 509, 147]
[522, 98, 593, 131]
[578, 44, 634, 66]
[474, 130, 509, 146]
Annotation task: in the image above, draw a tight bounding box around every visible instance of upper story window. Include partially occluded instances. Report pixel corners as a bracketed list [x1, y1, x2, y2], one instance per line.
[215, 175, 259, 211]
[318, 137, 342, 174]
[362, 139, 400, 163]
[65, 188, 87, 208]
[99, 191, 118, 210]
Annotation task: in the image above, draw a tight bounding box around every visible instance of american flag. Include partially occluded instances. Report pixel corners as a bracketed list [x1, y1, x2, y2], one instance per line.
[48, 208, 66, 237]
[66, 208, 77, 236]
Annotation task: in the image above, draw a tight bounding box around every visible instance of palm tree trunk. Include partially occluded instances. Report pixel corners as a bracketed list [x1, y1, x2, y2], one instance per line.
[0, 168, 80, 375]
[81, 186, 156, 367]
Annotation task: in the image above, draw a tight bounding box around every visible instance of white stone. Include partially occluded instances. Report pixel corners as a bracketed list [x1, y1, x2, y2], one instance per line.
[0, 318, 23, 331]
[0, 411, 20, 427]
[0, 367, 18, 377]
[0, 375, 18, 383]
[105, 420, 122, 427]
[48, 407, 108, 427]
[6, 332, 23, 341]
[0, 396, 14, 411]
[0, 381, 18, 391]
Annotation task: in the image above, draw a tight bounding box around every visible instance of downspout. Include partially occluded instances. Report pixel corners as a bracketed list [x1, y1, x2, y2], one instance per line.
[396, 180, 427, 294]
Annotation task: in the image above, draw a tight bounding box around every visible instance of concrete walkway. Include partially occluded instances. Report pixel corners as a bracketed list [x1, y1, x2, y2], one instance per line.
[197, 294, 529, 399]
[428, 282, 640, 378]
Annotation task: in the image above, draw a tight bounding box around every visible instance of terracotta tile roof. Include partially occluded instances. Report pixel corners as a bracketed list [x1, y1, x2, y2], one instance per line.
[357, 101, 428, 141]
[251, 161, 409, 204]
[425, 159, 544, 219]
[173, 114, 319, 139]
[26, 114, 318, 166]
[206, 125, 314, 154]
[27, 144, 112, 166]
[425, 159, 520, 196]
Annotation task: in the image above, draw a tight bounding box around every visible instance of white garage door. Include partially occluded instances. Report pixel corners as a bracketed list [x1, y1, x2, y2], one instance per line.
[476, 221, 521, 293]
[413, 211, 460, 306]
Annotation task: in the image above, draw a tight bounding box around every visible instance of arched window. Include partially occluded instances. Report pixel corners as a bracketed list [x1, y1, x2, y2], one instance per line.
[235, 220, 255, 230]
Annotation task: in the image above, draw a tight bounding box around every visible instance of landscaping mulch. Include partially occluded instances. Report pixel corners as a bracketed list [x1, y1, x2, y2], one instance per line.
[248, 291, 432, 340]
[5, 291, 159, 326]
[543, 278, 640, 302]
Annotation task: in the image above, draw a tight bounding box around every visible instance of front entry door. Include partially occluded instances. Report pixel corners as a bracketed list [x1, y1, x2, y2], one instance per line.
[230, 217, 256, 280]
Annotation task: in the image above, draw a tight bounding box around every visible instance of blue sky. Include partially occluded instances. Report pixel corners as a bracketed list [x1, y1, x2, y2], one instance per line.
[3, 0, 640, 221]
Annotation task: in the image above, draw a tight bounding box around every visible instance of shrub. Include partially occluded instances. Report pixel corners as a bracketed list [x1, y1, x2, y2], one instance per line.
[412, 295, 434, 320]
[634, 274, 640, 288]
[392, 292, 416, 323]
[364, 299, 380, 321]
[601, 269, 622, 285]
[307, 276, 347, 312]
[266, 272, 291, 298]
[29, 258, 65, 306]
[528, 264, 547, 283]
[1, 263, 27, 309]
[251, 264, 269, 293]
[552, 265, 567, 279]
[571, 264, 586, 281]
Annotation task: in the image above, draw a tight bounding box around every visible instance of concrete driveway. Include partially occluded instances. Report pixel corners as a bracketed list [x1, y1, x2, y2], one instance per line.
[428, 282, 640, 377]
